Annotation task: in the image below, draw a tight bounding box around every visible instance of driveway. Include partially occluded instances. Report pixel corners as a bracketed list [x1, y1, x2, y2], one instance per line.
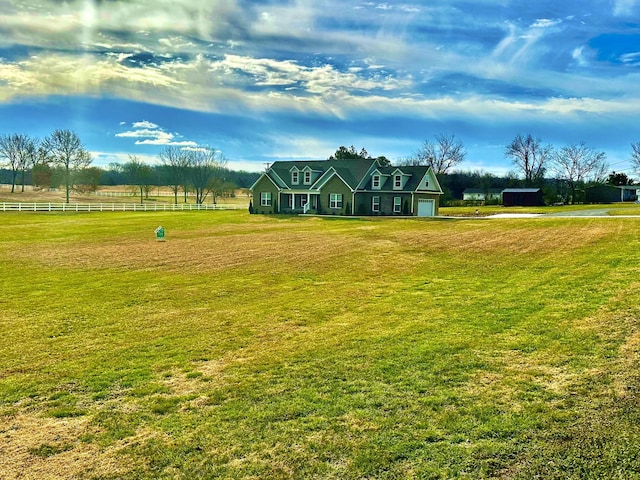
[545, 209, 612, 216]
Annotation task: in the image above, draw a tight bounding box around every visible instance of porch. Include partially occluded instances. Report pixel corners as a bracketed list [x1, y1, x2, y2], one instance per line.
[281, 192, 319, 214]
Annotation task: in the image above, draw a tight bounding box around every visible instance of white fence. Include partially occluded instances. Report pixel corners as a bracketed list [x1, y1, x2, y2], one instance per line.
[0, 203, 244, 213]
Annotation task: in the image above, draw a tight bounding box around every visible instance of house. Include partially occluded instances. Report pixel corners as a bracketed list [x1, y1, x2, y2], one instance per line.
[462, 188, 502, 202]
[250, 159, 443, 216]
[501, 188, 544, 206]
[585, 184, 639, 203]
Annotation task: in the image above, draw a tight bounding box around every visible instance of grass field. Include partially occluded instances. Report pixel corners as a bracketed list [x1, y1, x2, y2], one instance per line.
[0, 186, 251, 207]
[1, 211, 640, 479]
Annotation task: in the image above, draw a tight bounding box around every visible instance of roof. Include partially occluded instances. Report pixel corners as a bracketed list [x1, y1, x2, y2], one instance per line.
[502, 188, 541, 193]
[463, 188, 502, 194]
[252, 159, 443, 194]
[265, 159, 377, 190]
[363, 165, 440, 192]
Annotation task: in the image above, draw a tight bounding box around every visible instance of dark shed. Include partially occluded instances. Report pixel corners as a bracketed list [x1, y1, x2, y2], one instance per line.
[501, 188, 544, 206]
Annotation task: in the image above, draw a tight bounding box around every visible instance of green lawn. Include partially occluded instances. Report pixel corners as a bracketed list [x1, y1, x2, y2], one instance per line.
[440, 202, 640, 216]
[1, 211, 639, 479]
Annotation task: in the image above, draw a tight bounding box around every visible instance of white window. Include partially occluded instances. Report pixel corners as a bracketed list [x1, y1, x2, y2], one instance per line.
[394, 196, 402, 213]
[394, 175, 402, 189]
[260, 192, 272, 206]
[292, 170, 299, 184]
[372, 175, 380, 188]
[288, 195, 293, 208]
[372, 196, 380, 212]
[304, 171, 312, 185]
[329, 193, 343, 209]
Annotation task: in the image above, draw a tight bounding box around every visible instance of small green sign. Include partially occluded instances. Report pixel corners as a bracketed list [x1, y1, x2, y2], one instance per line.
[155, 226, 165, 241]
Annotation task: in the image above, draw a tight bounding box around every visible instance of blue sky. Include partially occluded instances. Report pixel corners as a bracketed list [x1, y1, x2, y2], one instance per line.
[1, 0, 640, 176]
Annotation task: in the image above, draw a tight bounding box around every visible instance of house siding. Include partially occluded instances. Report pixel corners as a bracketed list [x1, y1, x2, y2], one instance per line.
[413, 193, 440, 216]
[252, 176, 279, 214]
[318, 175, 352, 215]
[356, 192, 412, 215]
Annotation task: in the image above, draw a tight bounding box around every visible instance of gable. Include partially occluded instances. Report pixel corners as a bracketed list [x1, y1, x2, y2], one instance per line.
[249, 172, 281, 192]
[314, 167, 353, 191]
[264, 159, 376, 190]
[415, 168, 443, 194]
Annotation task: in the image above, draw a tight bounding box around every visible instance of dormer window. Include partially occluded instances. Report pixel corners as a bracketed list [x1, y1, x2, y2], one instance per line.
[372, 175, 380, 189]
[292, 170, 299, 185]
[304, 170, 312, 185]
[394, 175, 402, 189]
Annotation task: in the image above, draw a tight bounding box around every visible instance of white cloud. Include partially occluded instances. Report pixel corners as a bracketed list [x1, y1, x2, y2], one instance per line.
[490, 18, 563, 67]
[531, 18, 561, 29]
[613, 0, 638, 16]
[214, 54, 410, 94]
[572, 46, 590, 66]
[0, 0, 244, 51]
[0, 53, 184, 102]
[132, 120, 160, 129]
[90, 151, 160, 167]
[116, 123, 197, 147]
[620, 52, 640, 66]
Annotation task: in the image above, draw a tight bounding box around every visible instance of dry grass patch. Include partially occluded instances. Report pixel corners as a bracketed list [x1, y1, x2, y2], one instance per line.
[389, 218, 616, 258]
[0, 414, 134, 479]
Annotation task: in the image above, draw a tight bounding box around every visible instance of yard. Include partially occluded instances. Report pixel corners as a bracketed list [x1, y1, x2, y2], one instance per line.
[1, 211, 639, 478]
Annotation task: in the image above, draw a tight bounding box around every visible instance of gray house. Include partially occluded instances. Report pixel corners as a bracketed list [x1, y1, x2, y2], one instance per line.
[250, 159, 443, 216]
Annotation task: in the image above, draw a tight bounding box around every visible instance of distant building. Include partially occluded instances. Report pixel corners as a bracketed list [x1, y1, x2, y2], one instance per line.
[462, 188, 502, 202]
[501, 188, 544, 207]
[585, 185, 639, 203]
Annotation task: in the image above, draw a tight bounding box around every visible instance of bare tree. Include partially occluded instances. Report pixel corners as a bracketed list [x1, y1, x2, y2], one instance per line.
[187, 147, 227, 204]
[408, 134, 466, 174]
[505, 134, 553, 186]
[31, 142, 53, 190]
[159, 146, 190, 204]
[124, 155, 153, 204]
[43, 129, 91, 203]
[552, 142, 608, 204]
[0, 134, 37, 193]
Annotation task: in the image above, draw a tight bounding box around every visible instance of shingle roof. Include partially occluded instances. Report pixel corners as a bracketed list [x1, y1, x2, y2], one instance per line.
[257, 159, 442, 194]
[363, 165, 435, 191]
[267, 159, 377, 190]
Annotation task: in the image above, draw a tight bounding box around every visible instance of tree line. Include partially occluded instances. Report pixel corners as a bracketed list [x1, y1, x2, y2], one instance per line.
[332, 134, 640, 204]
[0, 130, 259, 204]
[4, 130, 639, 206]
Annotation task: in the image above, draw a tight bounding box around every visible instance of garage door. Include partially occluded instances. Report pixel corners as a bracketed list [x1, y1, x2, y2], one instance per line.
[417, 199, 435, 217]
